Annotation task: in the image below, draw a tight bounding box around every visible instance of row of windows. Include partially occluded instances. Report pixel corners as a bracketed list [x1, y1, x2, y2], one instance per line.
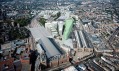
[49, 55, 66, 61]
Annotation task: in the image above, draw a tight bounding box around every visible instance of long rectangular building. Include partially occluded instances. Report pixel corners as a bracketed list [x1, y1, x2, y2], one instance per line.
[63, 18, 74, 40]
[74, 30, 93, 52]
[29, 27, 68, 70]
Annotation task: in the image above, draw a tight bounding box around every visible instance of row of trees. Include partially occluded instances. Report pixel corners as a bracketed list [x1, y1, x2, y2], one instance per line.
[8, 27, 30, 40]
[14, 18, 31, 27]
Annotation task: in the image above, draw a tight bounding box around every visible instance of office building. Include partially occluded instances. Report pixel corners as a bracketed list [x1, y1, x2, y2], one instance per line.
[63, 18, 74, 40]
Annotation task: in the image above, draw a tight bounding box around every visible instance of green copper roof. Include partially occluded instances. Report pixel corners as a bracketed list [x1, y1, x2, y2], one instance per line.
[63, 18, 74, 40]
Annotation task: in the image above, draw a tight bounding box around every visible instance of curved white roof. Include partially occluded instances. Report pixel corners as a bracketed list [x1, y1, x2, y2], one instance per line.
[29, 27, 52, 41]
[30, 27, 61, 58]
[39, 37, 61, 58]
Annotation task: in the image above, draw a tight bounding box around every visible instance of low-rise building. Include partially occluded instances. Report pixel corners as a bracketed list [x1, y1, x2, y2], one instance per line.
[0, 58, 22, 71]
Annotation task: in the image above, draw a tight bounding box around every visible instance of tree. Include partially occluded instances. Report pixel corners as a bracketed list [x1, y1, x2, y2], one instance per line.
[0, 38, 4, 44]
[39, 18, 46, 26]
[9, 27, 30, 40]
[15, 18, 31, 27]
[57, 12, 61, 18]
[54, 12, 61, 20]
[72, 17, 76, 23]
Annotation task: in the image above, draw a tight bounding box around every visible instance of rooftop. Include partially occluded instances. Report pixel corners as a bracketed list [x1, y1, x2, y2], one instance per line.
[30, 27, 64, 58]
[74, 30, 92, 48]
[63, 18, 74, 40]
[29, 27, 52, 41]
[38, 37, 61, 58]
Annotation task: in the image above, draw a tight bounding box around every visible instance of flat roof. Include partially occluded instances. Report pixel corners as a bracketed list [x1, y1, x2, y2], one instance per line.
[91, 35, 101, 43]
[63, 39, 73, 49]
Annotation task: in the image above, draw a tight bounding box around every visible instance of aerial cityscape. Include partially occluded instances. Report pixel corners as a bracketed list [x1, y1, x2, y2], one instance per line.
[0, 0, 119, 71]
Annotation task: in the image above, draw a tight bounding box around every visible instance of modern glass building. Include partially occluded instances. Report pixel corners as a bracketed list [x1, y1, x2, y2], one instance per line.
[63, 18, 74, 40]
